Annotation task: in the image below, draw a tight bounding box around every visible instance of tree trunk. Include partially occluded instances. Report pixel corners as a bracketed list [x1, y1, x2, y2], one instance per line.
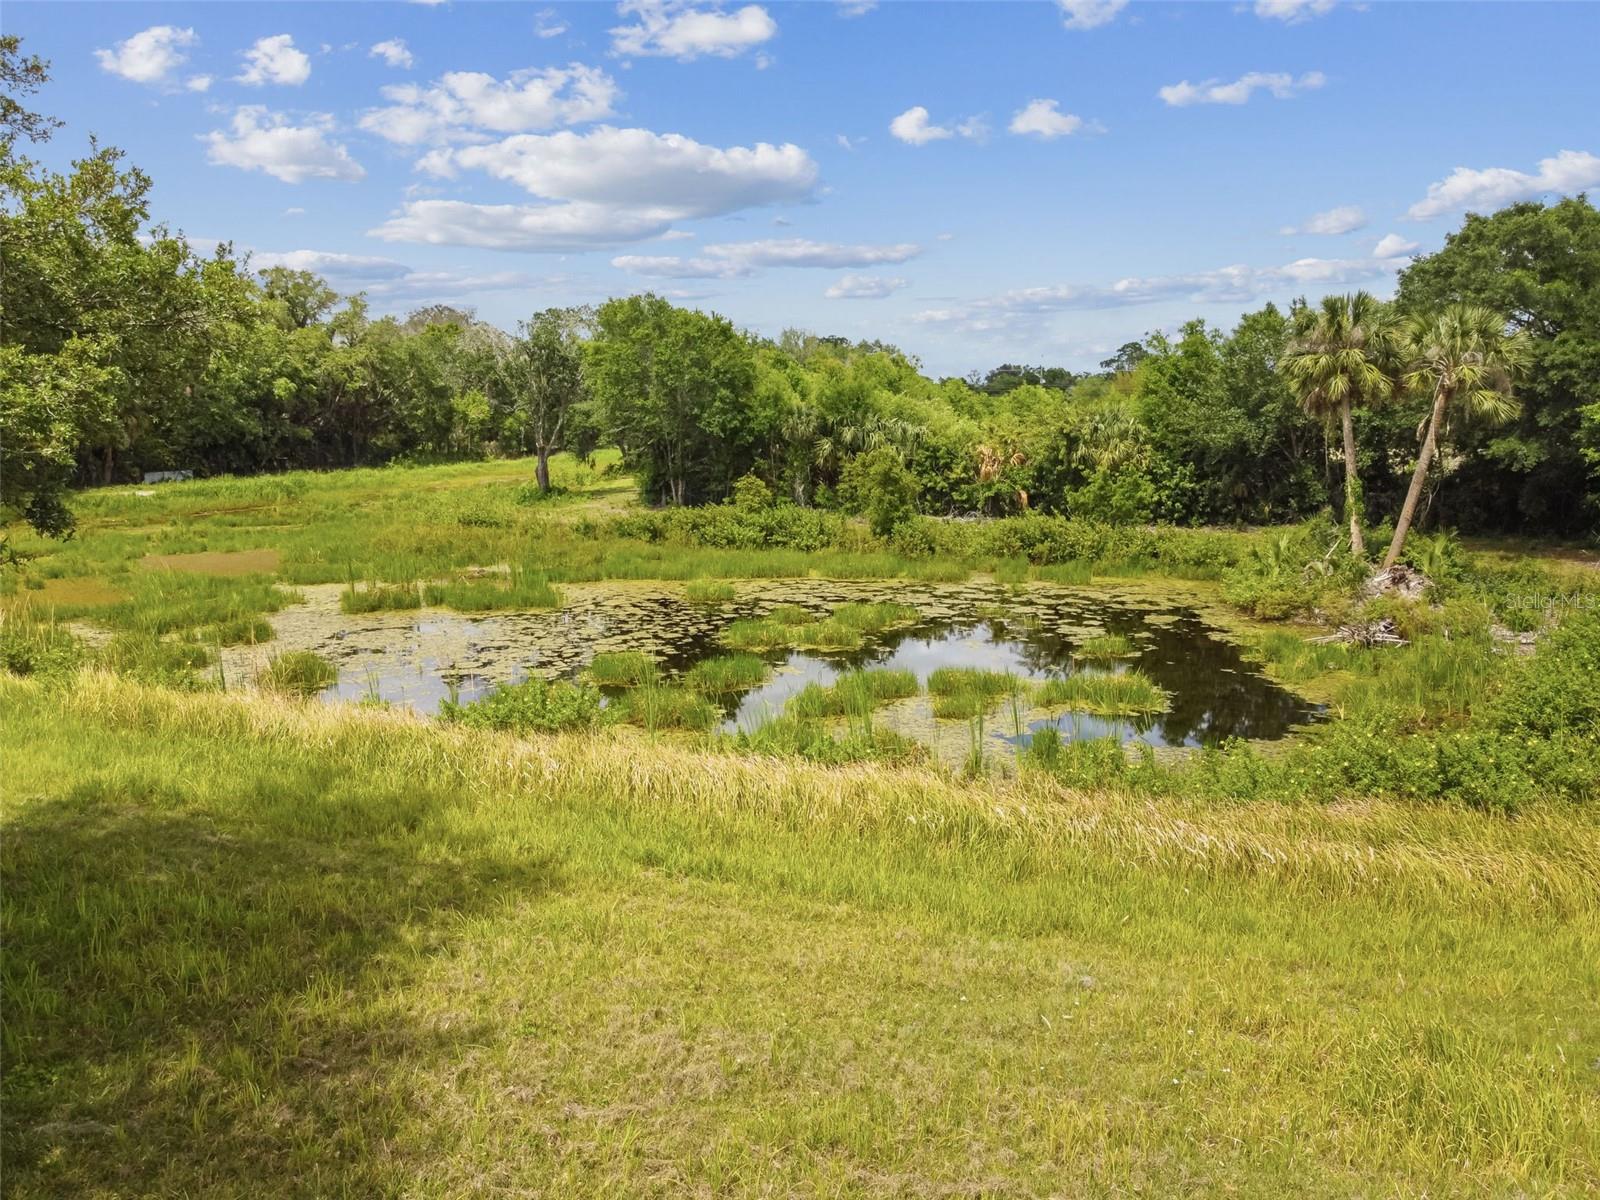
[1338, 397, 1364, 558]
[1382, 383, 1451, 569]
[535, 447, 551, 493]
[102, 444, 115, 486]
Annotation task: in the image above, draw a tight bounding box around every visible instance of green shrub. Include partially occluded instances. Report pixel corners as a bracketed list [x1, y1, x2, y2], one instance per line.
[0, 608, 82, 680]
[440, 678, 603, 733]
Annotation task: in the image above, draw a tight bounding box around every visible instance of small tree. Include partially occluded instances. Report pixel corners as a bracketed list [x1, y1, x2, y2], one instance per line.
[498, 306, 591, 493]
[843, 446, 920, 536]
[1382, 305, 1531, 568]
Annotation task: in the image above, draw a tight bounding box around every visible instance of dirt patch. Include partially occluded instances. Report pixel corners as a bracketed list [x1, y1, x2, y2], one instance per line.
[141, 549, 282, 576]
[15, 578, 128, 609]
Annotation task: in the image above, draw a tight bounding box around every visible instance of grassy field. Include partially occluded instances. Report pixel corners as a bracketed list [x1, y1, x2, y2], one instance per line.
[4, 456, 1599, 1195]
[3, 673, 1597, 1197]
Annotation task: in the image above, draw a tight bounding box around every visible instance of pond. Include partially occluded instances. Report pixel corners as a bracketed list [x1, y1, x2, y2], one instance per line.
[230, 579, 1322, 756]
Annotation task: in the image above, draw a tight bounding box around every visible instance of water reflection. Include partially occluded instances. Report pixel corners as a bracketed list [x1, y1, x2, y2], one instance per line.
[308, 581, 1321, 749]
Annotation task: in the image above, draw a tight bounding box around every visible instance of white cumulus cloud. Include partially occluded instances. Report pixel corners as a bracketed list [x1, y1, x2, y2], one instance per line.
[1159, 71, 1325, 107]
[1009, 99, 1084, 140]
[889, 106, 985, 146]
[610, 1, 778, 61]
[1406, 149, 1600, 220]
[186, 74, 213, 93]
[369, 39, 415, 69]
[614, 238, 920, 278]
[360, 65, 619, 144]
[235, 34, 312, 87]
[95, 26, 197, 85]
[203, 108, 364, 183]
[826, 274, 907, 299]
[1254, 0, 1337, 21]
[1372, 233, 1419, 258]
[1281, 205, 1367, 235]
[374, 126, 817, 250]
[1056, 0, 1127, 30]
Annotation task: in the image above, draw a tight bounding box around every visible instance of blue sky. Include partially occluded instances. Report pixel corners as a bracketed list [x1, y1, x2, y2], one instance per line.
[11, 0, 1600, 375]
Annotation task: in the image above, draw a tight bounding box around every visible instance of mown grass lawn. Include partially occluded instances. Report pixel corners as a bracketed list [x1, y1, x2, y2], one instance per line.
[3, 674, 1596, 1197]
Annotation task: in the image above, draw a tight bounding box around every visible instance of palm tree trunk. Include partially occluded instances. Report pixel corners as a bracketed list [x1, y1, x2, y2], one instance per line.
[1381, 384, 1450, 569]
[1338, 398, 1364, 558]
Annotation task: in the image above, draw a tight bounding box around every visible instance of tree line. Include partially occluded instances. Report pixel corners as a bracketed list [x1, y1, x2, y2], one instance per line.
[4, 36, 1597, 562]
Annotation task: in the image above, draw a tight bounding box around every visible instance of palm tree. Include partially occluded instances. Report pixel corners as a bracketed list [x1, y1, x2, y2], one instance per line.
[1380, 304, 1531, 569]
[1279, 292, 1400, 557]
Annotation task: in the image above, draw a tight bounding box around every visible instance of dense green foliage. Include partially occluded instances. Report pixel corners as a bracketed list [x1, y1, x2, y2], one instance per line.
[5, 45, 1597, 548]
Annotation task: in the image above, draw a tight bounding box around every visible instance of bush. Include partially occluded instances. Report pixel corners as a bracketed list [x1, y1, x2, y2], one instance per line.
[0, 608, 82, 681]
[440, 678, 604, 733]
[840, 447, 920, 537]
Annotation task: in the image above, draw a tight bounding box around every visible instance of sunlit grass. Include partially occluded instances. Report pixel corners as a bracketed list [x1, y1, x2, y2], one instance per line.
[926, 666, 1025, 719]
[2, 674, 1595, 1196]
[1035, 670, 1169, 716]
[681, 653, 769, 694]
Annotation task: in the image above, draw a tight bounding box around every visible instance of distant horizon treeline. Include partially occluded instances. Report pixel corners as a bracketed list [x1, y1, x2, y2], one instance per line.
[3, 34, 1597, 544]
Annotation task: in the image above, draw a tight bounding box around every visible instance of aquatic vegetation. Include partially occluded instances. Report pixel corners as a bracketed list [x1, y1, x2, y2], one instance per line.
[440, 678, 603, 733]
[341, 581, 424, 614]
[613, 684, 718, 731]
[732, 713, 926, 765]
[1034, 670, 1168, 716]
[766, 603, 817, 626]
[587, 651, 660, 687]
[787, 668, 919, 719]
[256, 650, 337, 698]
[684, 578, 736, 604]
[829, 601, 919, 633]
[926, 667, 1025, 719]
[193, 616, 274, 646]
[423, 565, 560, 612]
[1073, 632, 1136, 661]
[682, 653, 769, 693]
[720, 618, 793, 652]
[789, 617, 864, 650]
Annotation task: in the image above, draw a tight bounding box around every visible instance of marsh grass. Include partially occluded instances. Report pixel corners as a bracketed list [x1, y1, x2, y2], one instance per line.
[787, 668, 919, 719]
[681, 654, 769, 693]
[1035, 670, 1169, 716]
[684, 579, 736, 604]
[341, 581, 423, 614]
[927, 667, 1025, 719]
[1074, 632, 1137, 661]
[722, 602, 919, 654]
[423, 565, 560, 612]
[614, 683, 718, 731]
[587, 651, 660, 687]
[256, 650, 337, 697]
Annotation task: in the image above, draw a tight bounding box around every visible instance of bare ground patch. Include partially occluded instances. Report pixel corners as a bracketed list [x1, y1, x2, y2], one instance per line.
[141, 549, 282, 576]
